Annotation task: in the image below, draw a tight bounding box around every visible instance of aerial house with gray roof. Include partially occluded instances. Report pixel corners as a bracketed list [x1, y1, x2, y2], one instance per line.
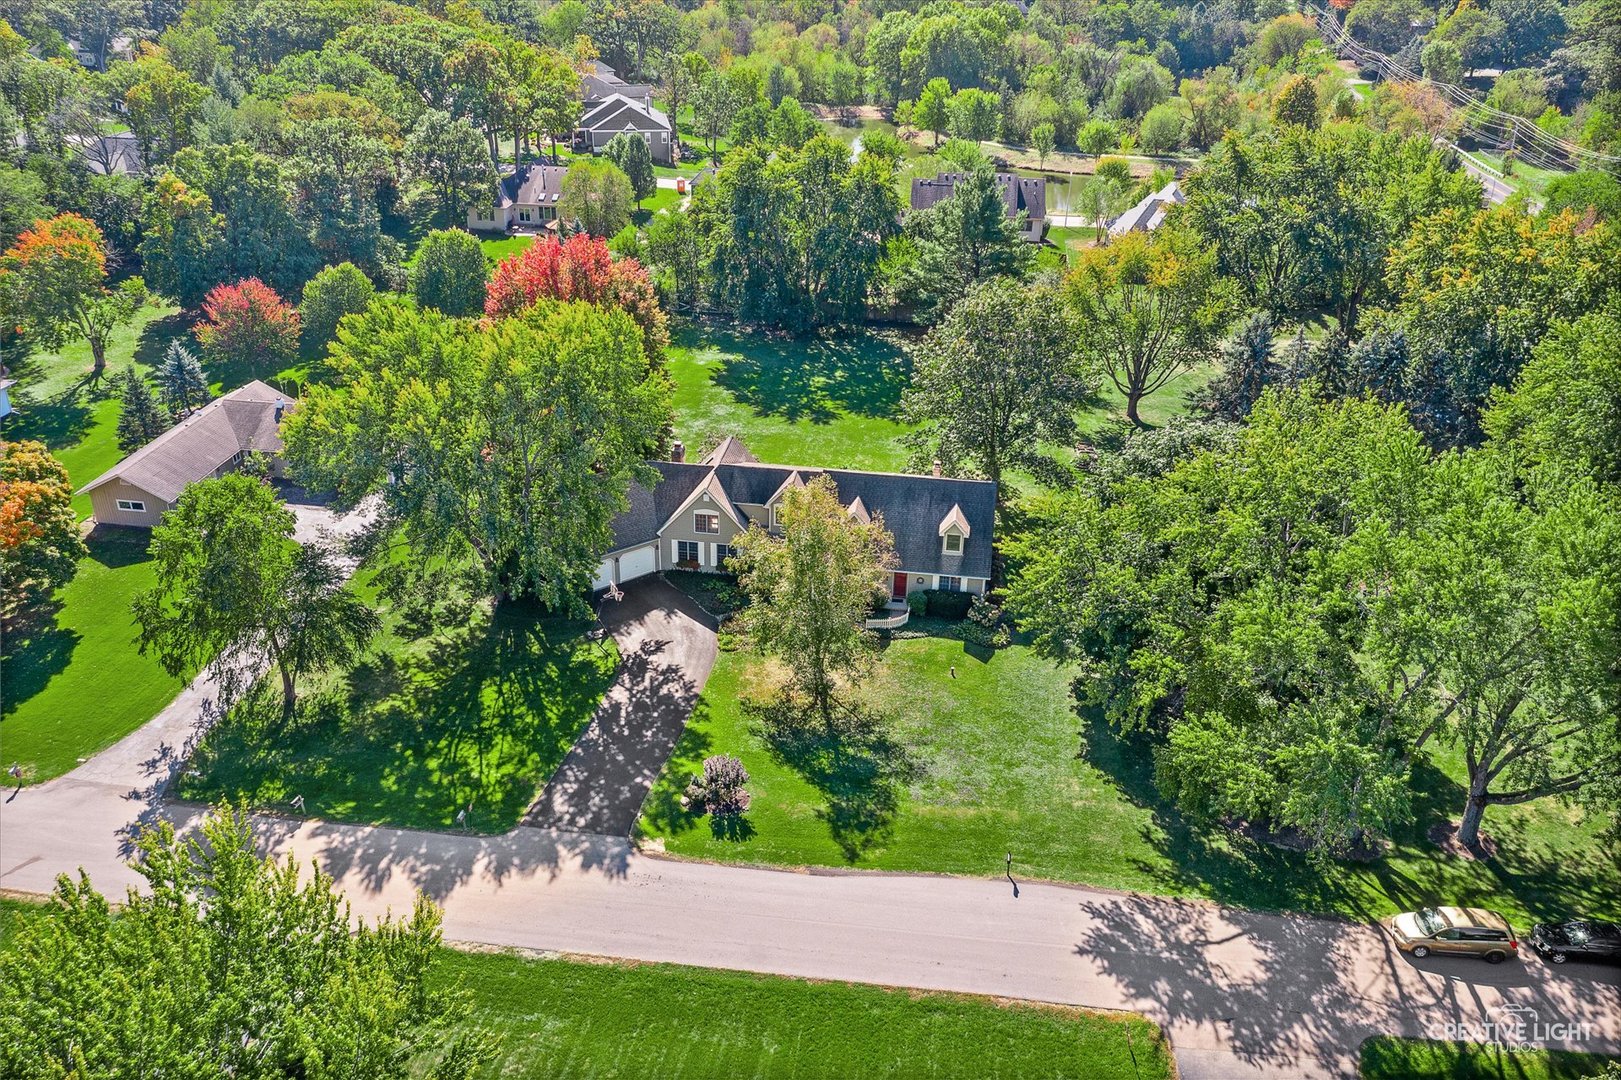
[592, 437, 996, 608]
[78, 380, 290, 528]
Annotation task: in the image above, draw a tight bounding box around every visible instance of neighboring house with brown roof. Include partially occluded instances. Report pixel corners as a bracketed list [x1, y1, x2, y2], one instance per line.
[909, 172, 1047, 242]
[467, 163, 569, 233]
[78, 381, 291, 528]
[591, 438, 996, 607]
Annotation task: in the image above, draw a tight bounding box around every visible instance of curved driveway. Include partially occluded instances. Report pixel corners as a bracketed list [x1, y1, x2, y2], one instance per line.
[2, 569, 1617, 1080]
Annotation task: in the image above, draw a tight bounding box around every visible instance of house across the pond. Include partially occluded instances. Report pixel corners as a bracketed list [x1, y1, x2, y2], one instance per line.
[595, 436, 996, 601]
[77, 380, 290, 528]
[909, 172, 1047, 242]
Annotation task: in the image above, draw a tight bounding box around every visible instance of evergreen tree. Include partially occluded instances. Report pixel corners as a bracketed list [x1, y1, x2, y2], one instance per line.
[1199, 312, 1279, 421]
[602, 132, 656, 207]
[156, 340, 210, 414]
[116, 368, 170, 453]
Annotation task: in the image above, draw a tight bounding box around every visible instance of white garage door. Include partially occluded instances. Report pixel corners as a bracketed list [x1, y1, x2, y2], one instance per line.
[590, 558, 615, 591]
[617, 544, 657, 582]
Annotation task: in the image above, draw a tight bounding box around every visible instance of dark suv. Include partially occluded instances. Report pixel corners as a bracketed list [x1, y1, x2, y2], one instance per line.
[1529, 920, 1621, 965]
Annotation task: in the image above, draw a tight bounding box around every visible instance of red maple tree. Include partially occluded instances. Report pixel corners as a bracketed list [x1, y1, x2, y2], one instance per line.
[193, 277, 300, 378]
[485, 233, 668, 358]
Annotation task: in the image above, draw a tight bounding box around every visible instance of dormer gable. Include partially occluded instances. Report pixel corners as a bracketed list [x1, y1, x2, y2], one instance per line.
[939, 502, 971, 554]
[657, 468, 745, 535]
[846, 495, 871, 525]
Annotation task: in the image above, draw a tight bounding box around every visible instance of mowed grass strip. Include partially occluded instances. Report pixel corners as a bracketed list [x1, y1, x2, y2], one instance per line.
[0, 899, 1171, 1080]
[428, 946, 1173, 1080]
[1359, 1036, 1618, 1079]
[1, 529, 184, 782]
[180, 592, 619, 834]
[640, 632, 1621, 926]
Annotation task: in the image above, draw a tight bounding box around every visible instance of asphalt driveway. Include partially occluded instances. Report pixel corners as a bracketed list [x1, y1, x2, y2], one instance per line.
[523, 576, 719, 836]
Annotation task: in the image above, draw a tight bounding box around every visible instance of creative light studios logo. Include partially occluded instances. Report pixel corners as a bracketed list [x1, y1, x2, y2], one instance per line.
[1426, 1004, 1598, 1052]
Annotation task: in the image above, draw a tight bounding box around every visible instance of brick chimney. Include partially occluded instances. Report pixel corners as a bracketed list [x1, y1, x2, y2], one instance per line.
[932, 458, 942, 478]
[671, 440, 685, 463]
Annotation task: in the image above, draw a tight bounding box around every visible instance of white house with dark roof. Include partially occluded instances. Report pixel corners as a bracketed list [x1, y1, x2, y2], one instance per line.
[78, 380, 290, 528]
[591, 437, 996, 605]
[467, 163, 569, 233]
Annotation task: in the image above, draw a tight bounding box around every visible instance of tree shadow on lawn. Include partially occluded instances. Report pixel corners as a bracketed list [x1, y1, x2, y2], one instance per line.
[706, 328, 911, 424]
[133, 311, 194, 369]
[6, 380, 106, 454]
[748, 696, 922, 863]
[637, 706, 716, 837]
[1076, 708, 1621, 921]
[184, 603, 617, 835]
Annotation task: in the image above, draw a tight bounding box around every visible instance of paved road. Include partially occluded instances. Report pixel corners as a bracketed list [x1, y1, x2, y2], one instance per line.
[524, 578, 717, 835]
[3, 561, 1617, 1079]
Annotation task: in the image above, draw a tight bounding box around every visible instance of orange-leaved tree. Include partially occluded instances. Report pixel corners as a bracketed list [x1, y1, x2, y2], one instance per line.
[0, 440, 86, 620]
[0, 214, 147, 380]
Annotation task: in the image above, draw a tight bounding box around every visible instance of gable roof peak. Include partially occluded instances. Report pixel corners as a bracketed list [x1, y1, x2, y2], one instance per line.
[938, 502, 971, 537]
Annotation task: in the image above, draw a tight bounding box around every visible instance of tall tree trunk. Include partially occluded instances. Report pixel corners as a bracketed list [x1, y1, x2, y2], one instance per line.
[90, 338, 107, 381]
[279, 661, 297, 716]
[1126, 387, 1145, 428]
[1457, 771, 1490, 849]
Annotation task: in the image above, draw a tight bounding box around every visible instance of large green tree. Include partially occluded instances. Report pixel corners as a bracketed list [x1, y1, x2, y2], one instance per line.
[902, 277, 1089, 490]
[282, 298, 671, 611]
[133, 473, 379, 711]
[891, 161, 1032, 321]
[602, 131, 657, 207]
[0, 807, 482, 1077]
[408, 229, 488, 317]
[299, 261, 377, 360]
[559, 156, 634, 238]
[403, 108, 497, 227]
[1067, 227, 1233, 427]
[731, 474, 898, 725]
[115, 367, 169, 453]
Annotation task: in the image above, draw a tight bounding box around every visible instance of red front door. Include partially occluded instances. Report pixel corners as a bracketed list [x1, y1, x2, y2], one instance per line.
[891, 572, 906, 600]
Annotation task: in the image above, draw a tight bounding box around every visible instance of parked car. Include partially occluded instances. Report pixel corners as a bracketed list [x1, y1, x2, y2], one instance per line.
[1529, 919, 1621, 964]
[1382, 906, 1519, 963]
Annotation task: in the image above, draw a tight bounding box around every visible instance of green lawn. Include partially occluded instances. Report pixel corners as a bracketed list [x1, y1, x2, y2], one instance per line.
[668, 325, 917, 472]
[1, 529, 187, 782]
[427, 946, 1172, 1079]
[632, 185, 681, 224]
[1360, 1037, 1617, 1079]
[479, 233, 534, 264]
[179, 587, 619, 834]
[1079, 361, 1218, 437]
[3, 303, 186, 518]
[0, 898, 1169, 1080]
[640, 630, 1621, 925]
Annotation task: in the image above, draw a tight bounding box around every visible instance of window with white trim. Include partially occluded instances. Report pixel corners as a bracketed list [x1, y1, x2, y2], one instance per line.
[116, 499, 146, 512]
[769, 505, 780, 529]
[694, 511, 719, 534]
[677, 540, 700, 564]
[943, 531, 963, 554]
[940, 575, 963, 592]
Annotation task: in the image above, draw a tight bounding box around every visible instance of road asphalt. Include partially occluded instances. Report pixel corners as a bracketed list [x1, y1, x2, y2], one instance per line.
[3, 567, 1616, 1079]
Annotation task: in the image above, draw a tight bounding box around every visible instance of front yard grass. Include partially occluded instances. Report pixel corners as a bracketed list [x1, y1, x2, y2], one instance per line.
[0, 529, 188, 783]
[640, 631, 1621, 926]
[179, 591, 618, 834]
[1359, 1036, 1617, 1079]
[667, 324, 916, 472]
[427, 946, 1173, 1079]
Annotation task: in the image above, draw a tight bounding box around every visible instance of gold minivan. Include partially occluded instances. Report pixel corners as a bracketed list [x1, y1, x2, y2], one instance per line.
[1383, 906, 1519, 963]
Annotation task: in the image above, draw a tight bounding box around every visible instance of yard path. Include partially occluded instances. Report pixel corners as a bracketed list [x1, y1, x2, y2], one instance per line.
[3, 566, 1618, 1080]
[523, 578, 717, 835]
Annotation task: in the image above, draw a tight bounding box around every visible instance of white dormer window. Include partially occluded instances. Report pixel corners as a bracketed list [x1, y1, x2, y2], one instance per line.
[769, 505, 780, 529]
[694, 511, 719, 534]
[944, 531, 963, 554]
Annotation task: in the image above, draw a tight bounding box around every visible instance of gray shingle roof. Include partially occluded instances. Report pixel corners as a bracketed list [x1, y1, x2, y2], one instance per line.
[497, 164, 568, 209]
[79, 380, 289, 503]
[579, 94, 671, 134]
[607, 442, 997, 579]
[909, 171, 1046, 241]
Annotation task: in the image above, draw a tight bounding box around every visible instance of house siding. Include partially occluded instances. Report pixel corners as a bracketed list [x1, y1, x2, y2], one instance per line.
[88, 479, 169, 528]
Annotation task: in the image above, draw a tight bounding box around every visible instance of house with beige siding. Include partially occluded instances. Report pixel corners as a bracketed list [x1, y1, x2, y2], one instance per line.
[592, 436, 996, 602]
[78, 380, 291, 528]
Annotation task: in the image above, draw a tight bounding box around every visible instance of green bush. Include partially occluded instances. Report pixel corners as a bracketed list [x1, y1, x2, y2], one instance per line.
[921, 589, 973, 620]
[961, 595, 1011, 648]
[906, 591, 927, 617]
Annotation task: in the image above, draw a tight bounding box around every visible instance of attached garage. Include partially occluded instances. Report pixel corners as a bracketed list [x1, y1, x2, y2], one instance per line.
[592, 543, 658, 591]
